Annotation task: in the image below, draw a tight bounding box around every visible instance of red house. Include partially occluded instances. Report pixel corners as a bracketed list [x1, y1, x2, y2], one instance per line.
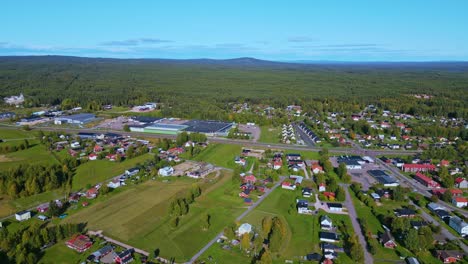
[86, 187, 98, 199]
[450, 189, 463, 197]
[402, 164, 436, 173]
[243, 175, 257, 184]
[437, 250, 463, 263]
[66, 234, 93, 252]
[93, 145, 103, 152]
[381, 231, 396, 249]
[167, 147, 184, 155]
[414, 173, 440, 188]
[440, 160, 450, 167]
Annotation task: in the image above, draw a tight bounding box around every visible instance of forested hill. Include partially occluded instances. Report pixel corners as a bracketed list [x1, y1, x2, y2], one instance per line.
[0, 56, 467, 119]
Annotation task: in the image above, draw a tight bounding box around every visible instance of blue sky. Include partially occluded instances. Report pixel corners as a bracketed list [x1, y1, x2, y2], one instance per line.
[1, 0, 467, 61]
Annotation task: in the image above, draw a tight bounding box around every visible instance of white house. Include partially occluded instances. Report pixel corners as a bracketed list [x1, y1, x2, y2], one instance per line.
[281, 182, 296, 190]
[238, 223, 252, 235]
[297, 199, 312, 214]
[125, 167, 140, 176]
[328, 203, 343, 212]
[107, 179, 124, 189]
[449, 216, 468, 236]
[70, 142, 80, 149]
[320, 215, 333, 230]
[319, 183, 326, 192]
[302, 187, 312, 198]
[15, 211, 31, 221]
[427, 202, 446, 212]
[158, 166, 174, 177]
[452, 197, 468, 208]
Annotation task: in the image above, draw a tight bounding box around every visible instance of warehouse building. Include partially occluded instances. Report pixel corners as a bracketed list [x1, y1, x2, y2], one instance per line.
[54, 113, 96, 125]
[368, 170, 399, 187]
[182, 120, 234, 136]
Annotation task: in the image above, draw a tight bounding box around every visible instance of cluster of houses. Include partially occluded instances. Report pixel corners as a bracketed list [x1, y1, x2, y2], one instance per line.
[66, 234, 136, 264]
[428, 202, 468, 237]
[65, 132, 151, 162]
[281, 124, 296, 144]
[239, 174, 272, 204]
[305, 215, 343, 262]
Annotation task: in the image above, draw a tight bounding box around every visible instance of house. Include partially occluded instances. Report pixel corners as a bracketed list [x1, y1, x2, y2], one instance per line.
[321, 242, 344, 253]
[234, 156, 246, 166]
[319, 183, 326, 192]
[244, 198, 253, 205]
[93, 145, 103, 153]
[281, 181, 296, 190]
[273, 160, 282, 170]
[114, 249, 134, 264]
[108, 179, 124, 189]
[69, 193, 81, 203]
[88, 153, 98, 161]
[311, 164, 324, 174]
[286, 153, 302, 161]
[15, 210, 31, 221]
[410, 221, 428, 230]
[158, 166, 174, 177]
[297, 200, 312, 214]
[37, 203, 50, 213]
[449, 216, 468, 236]
[302, 187, 312, 198]
[437, 250, 464, 263]
[428, 202, 446, 212]
[243, 175, 257, 184]
[290, 175, 303, 186]
[370, 193, 381, 201]
[455, 178, 468, 189]
[452, 197, 468, 208]
[434, 210, 451, 221]
[238, 223, 252, 235]
[414, 172, 440, 188]
[125, 167, 139, 176]
[319, 232, 339, 243]
[305, 253, 322, 262]
[402, 164, 436, 173]
[37, 215, 48, 221]
[395, 208, 416, 218]
[70, 142, 80, 149]
[327, 203, 343, 212]
[88, 245, 114, 262]
[440, 160, 450, 167]
[381, 231, 397, 248]
[86, 187, 99, 199]
[451, 189, 463, 197]
[239, 189, 251, 198]
[66, 234, 93, 253]
[320, 215, 333, 230]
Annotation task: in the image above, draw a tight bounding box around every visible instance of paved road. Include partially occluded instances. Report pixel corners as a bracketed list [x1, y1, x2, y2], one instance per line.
[341, 184, 374, 264]
[409, 201, 468, 253]
[0, 125, 422, 156]
[187, 177, 285, 264]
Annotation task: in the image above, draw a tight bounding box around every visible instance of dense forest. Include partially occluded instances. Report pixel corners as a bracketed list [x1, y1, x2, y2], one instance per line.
[0, 56, 467, 118]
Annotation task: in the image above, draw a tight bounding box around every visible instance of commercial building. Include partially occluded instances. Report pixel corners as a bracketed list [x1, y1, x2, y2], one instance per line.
[368, 170, 399, 187]
[54, 113, 96, 125]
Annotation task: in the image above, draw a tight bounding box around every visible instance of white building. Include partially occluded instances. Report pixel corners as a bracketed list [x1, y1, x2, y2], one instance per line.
[4, 93, 24, 105]
[15, 211, 31, 221]
[158, 166, 174, 177]
[320, 215, 333, 230]
[449, 216, 468, 236]
[237, 223, 252, 235]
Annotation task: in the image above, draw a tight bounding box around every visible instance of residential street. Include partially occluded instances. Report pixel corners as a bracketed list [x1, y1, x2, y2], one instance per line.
[188, 177, 285, 264]
[341, 184, 374, 264]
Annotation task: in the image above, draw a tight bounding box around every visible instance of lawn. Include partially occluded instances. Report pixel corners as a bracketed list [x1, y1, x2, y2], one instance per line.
[72, 153, 153, 190]
[0, 190, 65, 218]
[39, 238, 106, 264]
[193, 144, 241, 169]
[259, 126, 280, 143]
[0, 128, 37, 140]
[64, 171, 245, 262]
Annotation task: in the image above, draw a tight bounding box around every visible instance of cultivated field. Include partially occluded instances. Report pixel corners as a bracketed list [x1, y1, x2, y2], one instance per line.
[64, 170, 245, 262]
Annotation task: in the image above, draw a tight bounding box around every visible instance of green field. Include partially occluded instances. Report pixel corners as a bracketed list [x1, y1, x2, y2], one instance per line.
[259, 126, 280, 143]
[193, 144, 242, 169]
[201, 188, 354, 263]
[64, 171, 245, 262]
[72, 153, 153, 190]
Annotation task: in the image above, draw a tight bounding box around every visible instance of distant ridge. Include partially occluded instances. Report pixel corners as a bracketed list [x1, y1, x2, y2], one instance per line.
[1, 55, 468, 70]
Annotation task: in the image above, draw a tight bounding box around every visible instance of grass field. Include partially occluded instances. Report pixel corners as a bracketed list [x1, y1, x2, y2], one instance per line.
[193, 144, 241, 169]
[0, 190, 65, 218]
[0, 144, 61, 170]
[64, 171, 245, 262]
[259, 126, 280, 143]
[72, 153, 153, 190]
[200, 188, 354, 263]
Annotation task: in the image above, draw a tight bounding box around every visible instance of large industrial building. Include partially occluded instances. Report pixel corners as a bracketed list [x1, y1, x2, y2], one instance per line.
[368, 170, 399, 187]
[54, 113, 96, 125]
[129, 118, 234, 136]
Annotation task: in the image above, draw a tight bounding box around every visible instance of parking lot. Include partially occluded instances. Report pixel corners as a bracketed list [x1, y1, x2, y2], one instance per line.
[238, 124, 260, 141]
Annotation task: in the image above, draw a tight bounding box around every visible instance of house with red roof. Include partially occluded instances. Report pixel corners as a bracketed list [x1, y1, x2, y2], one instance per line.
[402, 164, 436, 173]
[273, 160, 282, 170]
[319, 183, 326, 192]
[452, 197, 468, 208]
[88, 153, 98, 161]
[66, 234, 93, 252]
[243, 175, 257, 184]
[455, 178, 468, 189]
[451, 189, 463, 197]
[167, 147, 184, 155]
[281, 181, 296, 190]
[414, 173, 440, 188]
[312, 164, 324, 174]
[93, 145, 103, 153]
[86, 187, 98, 199]
[440, 160, 450, 167]
[323, 192, 336, 200]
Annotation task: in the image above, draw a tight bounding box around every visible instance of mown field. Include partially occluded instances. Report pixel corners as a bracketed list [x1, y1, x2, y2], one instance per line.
[259, 126, 280, 143]
[64, 170, 245, 262]
[193, 143, 241, 169]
